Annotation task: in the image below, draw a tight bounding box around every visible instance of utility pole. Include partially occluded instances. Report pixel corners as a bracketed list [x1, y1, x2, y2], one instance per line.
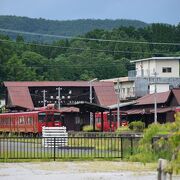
[154, 71, 157, 124]
[89, 78, 97, 126]
[56, 87, 62, 110]
[117, 78, 121, 128]
[42, 90, 47, 107]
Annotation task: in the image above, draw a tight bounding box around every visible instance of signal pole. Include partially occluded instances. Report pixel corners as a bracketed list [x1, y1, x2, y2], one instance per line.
[42, 90, 47, 107]
[154, 71, 157, 124]
[56, 87, 62, 110]
[117, 78, 121, 128]
[89, 78, 97, 126]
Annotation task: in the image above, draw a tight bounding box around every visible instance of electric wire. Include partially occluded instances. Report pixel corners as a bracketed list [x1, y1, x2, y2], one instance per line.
[0, 28, 180, 46]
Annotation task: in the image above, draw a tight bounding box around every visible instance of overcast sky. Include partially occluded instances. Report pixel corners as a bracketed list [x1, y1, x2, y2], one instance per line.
[1, 0, 180, 24]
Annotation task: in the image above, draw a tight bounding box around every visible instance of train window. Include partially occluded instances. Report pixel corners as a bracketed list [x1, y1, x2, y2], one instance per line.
[96, 117, 101, 123]
[27, 117, 33, 124]
[46, 114, 53, 122]
[38, 112, 46, 122]
[5, 118, 10, 124]
[54, 112, 61, 121]
[19, 117, 25, 124]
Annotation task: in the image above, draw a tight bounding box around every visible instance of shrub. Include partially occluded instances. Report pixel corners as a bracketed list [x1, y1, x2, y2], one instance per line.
[116, 126, 131, 133]
[129, 121, 145, 132]
[82, 125, 99, 132]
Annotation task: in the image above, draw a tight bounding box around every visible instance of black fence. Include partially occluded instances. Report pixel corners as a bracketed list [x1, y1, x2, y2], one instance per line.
[0, 133, 142, 160]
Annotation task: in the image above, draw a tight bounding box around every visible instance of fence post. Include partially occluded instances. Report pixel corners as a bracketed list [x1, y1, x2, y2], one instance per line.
[54, 137, 56, 161]
[121, 137, 123, 159]
[157, 159, 168, 180]
[130, 136, 133, 155]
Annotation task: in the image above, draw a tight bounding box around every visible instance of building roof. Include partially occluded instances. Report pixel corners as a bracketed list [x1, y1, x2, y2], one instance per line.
[94, 85, 117, 106]
[108, 101, 136, 109]
[67, 101, 110, 112]
[100, 77, 134, 83]
[126, 107, 175, 115]
[4, 81, 117, 109]
[172, 89, 180, 105]
[135, 91, 171, 105]
[4, 81, 113, 87]
[7, 86, 34, 109]
[130, 57, 180, 63]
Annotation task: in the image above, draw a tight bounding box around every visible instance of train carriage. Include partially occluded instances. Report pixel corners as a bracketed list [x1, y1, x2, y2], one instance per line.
[95, 111, 128, 131]
[0, 106, 64, 135]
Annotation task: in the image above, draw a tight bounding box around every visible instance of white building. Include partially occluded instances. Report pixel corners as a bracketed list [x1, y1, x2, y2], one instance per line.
[102, 57, 180, 100]
[100, 77, 135, 101]
[129, 57, 180, 96]
[131, 57, 180, 78]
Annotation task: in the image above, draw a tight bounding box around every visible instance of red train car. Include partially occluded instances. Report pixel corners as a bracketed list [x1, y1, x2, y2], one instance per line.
[95, 111, 128, 131]
[0, 106, 64, 135]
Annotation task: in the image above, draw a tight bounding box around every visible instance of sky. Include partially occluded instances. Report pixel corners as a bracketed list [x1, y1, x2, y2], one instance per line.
[0, 0, 180, 24]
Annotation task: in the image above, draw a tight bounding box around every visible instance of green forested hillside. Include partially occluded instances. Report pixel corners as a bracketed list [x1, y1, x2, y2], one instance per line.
[0, 22, 180, 97]
[0, 15, 148, 42]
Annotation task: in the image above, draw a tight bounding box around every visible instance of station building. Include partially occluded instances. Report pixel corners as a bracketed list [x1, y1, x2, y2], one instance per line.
[3, 81, 117, 131]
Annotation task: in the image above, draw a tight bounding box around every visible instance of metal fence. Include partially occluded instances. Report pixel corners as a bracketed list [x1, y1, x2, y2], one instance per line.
[0, 133, 142, 160]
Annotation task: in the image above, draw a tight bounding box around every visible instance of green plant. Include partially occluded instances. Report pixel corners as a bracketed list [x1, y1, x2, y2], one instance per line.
[116, 126, 131, 133]
[129, 121, 145, 132]
[82, 125, 99, 132]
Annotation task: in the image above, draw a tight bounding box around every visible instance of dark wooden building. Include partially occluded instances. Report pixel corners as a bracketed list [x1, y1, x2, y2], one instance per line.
[3, 81, 117, 131]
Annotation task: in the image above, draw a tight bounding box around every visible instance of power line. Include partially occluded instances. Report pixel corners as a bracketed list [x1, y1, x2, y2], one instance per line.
[0, 39, 179, 56]
[0, 28, 180, 46]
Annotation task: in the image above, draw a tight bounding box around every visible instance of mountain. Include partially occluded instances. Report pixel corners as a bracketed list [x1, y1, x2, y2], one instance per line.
[0, 15, 148, 42]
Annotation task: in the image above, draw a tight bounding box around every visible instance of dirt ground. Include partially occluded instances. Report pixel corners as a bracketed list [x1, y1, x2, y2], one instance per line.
[0, 161, 179, 180]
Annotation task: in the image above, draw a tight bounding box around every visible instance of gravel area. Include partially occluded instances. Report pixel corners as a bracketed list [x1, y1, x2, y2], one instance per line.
[0, 161, 179, 180]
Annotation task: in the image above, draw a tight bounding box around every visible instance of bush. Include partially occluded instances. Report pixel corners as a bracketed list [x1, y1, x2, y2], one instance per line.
[82, 125, 99, 132]
[129, 121, 145, 132]
[116, 126, 131, 133]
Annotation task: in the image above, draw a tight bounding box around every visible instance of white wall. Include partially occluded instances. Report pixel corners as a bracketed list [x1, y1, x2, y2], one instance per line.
[0, 99, 5, 108]
[135, 59, 179, 78]
[156, 60, 179, 77]
[115, 81, 135, 100]
[149, 84, 169, 94]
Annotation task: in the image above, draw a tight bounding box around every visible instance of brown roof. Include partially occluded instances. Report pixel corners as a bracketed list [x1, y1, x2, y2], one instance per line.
[172, 89, 180, 105]
[4, 81, 117, 109]
[7, 86, 34, 109]
[127, 107, 175, 115]
[4, 81, 114, 87]
[94, 85, 117, 106]
[136, 91, 171, 105]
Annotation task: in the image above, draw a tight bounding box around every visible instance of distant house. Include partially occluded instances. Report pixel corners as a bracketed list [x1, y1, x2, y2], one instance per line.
[126, 89, 180, 125]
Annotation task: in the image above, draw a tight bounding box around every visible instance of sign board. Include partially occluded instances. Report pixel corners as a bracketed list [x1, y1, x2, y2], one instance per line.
[42, 126, 68, 147]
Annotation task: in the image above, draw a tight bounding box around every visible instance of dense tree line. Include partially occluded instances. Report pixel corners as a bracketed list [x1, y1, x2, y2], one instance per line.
[0, 15, 147, 42]
[0, 23, 180, 97]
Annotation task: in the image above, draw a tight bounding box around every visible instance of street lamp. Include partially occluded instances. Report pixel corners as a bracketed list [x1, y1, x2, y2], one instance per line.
[89, 78, 97, 125]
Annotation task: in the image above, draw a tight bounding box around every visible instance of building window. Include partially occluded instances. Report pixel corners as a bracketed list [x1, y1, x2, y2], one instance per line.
[162, 67, 171, 73]
[127, 88, 130, 95]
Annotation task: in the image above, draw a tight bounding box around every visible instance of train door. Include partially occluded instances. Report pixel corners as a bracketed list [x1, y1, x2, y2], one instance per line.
[38, 112, 46, 132]
[54, 112, 62, 127]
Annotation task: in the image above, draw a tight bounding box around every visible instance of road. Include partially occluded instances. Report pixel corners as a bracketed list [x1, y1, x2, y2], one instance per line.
[0, 161, 180, 180]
